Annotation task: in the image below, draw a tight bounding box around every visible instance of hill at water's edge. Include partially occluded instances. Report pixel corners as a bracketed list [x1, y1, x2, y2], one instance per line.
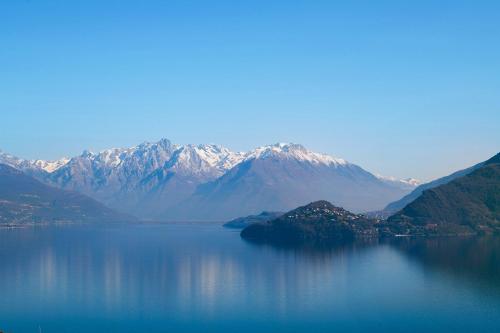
[386, 153, 500, 236]
[241, 201, 379, 243]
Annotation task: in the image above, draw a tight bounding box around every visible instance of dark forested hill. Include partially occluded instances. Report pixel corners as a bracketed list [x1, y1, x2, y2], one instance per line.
[383, 162, 484, 215]
[387, 153, 499, 236]
[241, 200, 378, 243]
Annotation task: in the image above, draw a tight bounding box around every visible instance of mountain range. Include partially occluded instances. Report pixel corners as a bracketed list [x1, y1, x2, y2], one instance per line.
[0, 139, 418, 221]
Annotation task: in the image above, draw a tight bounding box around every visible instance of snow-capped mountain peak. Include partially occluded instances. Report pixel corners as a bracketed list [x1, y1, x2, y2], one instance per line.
[160, 144, 244, 177]
[401, 178, 421, 186]
[0, 149, 69, 173]
[376, 174, 421, 190]
[0, 150, 23, 168]
[94, 148, 125, 167]
[132, 138, 178, 155]
[191, 144, 245, 170]
[246, 143, 348, 167]
[1, 139, 420, 220]
[68, 139, 178, 170]
[31, 158, 70, 173]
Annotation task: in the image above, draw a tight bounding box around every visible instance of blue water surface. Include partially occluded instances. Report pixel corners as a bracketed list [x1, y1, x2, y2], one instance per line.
[0, 223, 499, 333]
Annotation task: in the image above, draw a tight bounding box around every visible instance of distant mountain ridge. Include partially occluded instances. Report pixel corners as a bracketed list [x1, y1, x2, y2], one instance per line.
[0, 164, 133, 225]
[0, 150, 69, 177]
[376, 175, 421, 191]
[223, 211, 284, 229]
[1, 139, 418, 220]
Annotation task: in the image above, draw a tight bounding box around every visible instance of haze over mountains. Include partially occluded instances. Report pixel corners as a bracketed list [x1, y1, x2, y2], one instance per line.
[0, 139, 419, 221]
[0, 164, 132, 224]
[167, 143, 417, 220]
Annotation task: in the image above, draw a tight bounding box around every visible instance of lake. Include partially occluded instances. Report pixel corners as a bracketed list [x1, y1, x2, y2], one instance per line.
[0, 223, 499, 333]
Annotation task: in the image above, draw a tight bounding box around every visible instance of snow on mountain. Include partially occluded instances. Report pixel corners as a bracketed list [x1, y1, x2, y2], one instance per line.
[0, 150, 23, 168]
[245, 143, 348, 166]
[31, 158, 70, 173]
[163, 143, 415, 220]
[1, 139, 418, 220]
[25, 139, 245, 217]
[402, 178, 421, 186]
[0, 150, 69, 173]
[127, 144, 246, 218]
[376, 175, 421, 191]
[46, 139, 178, 200]
[163, 144, 244, 176]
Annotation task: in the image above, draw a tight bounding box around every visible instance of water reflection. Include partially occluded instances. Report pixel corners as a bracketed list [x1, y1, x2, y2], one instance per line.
[242, 235, 380, 257]
[0, 224, 499, 333]
[0, 225, 387, 317]
[245, 234, 500, 296]
[389, 236, 500, 294]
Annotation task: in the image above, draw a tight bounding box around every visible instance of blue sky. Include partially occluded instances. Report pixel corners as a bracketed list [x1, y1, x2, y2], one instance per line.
[0, 0, 498, 181]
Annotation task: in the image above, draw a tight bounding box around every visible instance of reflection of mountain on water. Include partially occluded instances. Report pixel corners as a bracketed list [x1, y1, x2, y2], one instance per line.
[0, 224, 392, 320]
[390, 236, 500, 294]
[242, 236, 380, 258]
[1, 224, 500, 332]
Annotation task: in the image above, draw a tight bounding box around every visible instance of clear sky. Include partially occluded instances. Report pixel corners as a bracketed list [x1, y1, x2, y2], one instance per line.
[0, 0, 499, 181]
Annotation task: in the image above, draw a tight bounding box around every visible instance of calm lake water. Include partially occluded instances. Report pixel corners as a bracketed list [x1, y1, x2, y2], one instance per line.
[0, 223, 499, 333]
